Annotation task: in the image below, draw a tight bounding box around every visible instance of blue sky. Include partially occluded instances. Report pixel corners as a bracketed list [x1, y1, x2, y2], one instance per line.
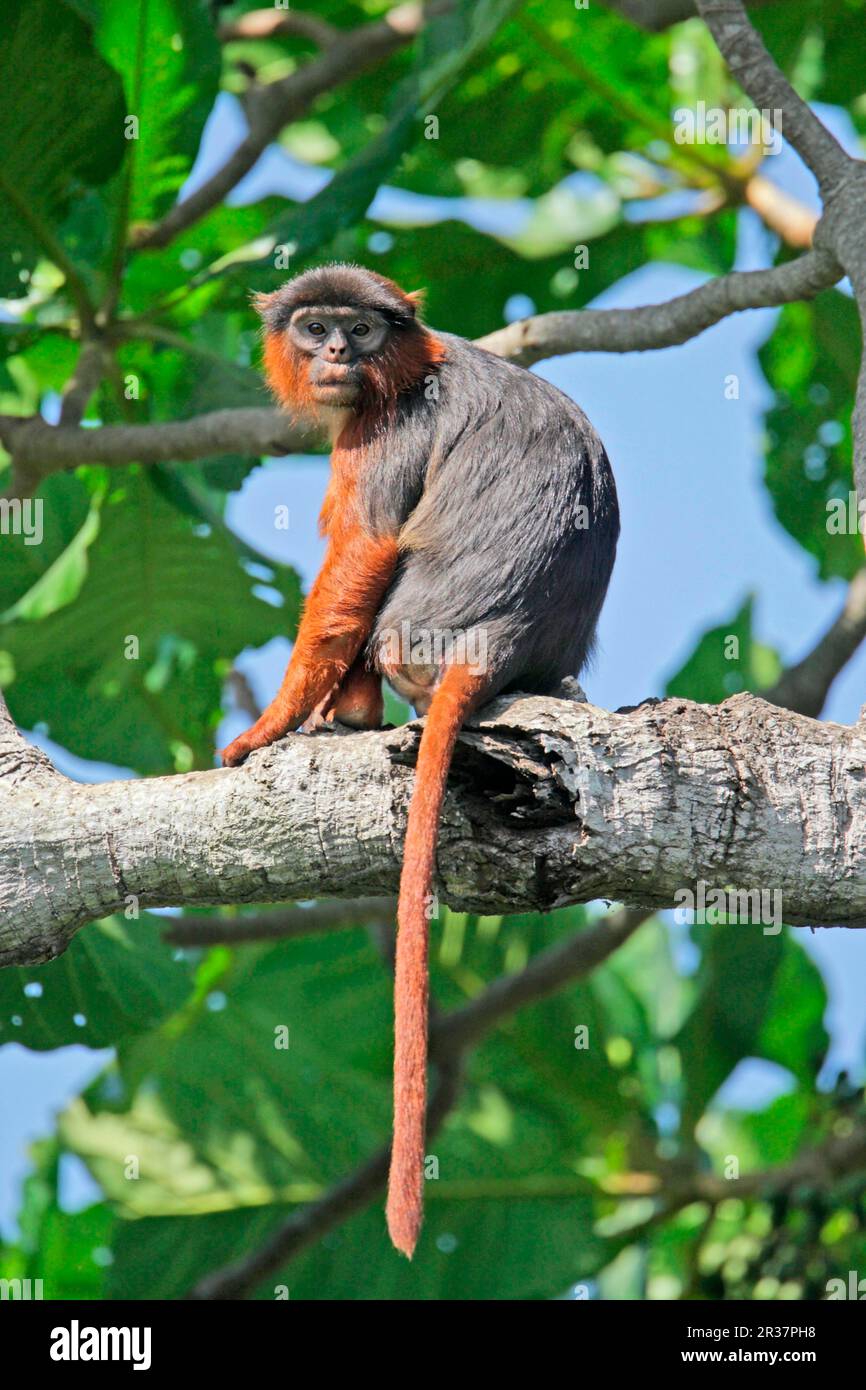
[2, 97, 865, 1237]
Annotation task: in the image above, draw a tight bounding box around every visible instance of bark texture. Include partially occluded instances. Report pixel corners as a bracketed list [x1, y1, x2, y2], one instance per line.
[3, 691, 865, 967]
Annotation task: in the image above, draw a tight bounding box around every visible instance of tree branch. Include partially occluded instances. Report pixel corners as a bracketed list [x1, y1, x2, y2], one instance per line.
[162, 897, 397, 946]
[218, 9, 340, 47]
[695, 0, 852, 198]
[0, 407, 317, 476]
[600, 0, 785, 31]
[476, 249, 840, 365]
[0, 691, 57, 790]
[137, 3, 438, 251]
[0, 249, 842, 488]
[763, 569, 866, 719]
[186, 903, 647, 1297]
[3, 691, 865, 967]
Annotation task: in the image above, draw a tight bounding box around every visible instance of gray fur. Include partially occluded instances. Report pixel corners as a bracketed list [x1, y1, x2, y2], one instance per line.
[361, 332, 620, 699]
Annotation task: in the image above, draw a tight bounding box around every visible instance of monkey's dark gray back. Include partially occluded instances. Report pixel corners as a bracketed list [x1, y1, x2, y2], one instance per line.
[367, 333, 620, 696]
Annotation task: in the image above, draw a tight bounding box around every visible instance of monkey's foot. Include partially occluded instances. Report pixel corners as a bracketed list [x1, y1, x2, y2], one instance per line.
[221, 725, 286, 766]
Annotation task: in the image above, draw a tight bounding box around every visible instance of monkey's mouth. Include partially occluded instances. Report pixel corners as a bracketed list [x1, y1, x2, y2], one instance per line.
[309, 367, 362, 404]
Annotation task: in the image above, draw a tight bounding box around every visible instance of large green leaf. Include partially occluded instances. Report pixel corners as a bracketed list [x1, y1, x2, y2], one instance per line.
[0, 469, 302, 772]
[0, 914, 192, 1050]
[759, 291, 861, 581]
[674, 928, 829, 1135]
[664, 597, 782, 704]
[0, 0, 125, 297]
[75, 0, 221, 229]
[57, 911, 653, 1297]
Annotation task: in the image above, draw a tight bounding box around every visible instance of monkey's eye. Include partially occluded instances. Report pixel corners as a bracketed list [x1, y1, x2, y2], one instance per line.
[306, 322, 327, 336]
[352, 323, 371, 337]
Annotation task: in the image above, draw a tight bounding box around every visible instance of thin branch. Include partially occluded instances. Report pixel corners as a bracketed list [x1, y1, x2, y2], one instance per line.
[226, 668, 263, 724]
[599, 0, 785, 30]
[218, 9, 340, 47]
[137, 4, 438, 251]
[744, 174, 817, 249]
[763, 569, 866, 719]
[187, 903, 646, 1296]
[0, 408, 316, 475]
[477, 247, 841, 365]
[58, 341, 106, 428]
[695, 0, 852, 198]
[162, 897, 397, 946]
[433, 905, 649, 1057]
[187, 1054, 462, 1298]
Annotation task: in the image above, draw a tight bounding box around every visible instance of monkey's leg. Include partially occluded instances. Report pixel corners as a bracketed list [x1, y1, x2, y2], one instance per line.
[221, 527, 397, 764]
[301, 657, 383, 732]
[326, 658, 384, 729]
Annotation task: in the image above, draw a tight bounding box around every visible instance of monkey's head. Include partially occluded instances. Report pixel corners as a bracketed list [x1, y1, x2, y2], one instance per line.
[255, 263, 438, 415]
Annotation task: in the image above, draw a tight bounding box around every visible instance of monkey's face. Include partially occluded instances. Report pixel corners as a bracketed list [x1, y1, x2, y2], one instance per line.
[287, 306, 392, 406]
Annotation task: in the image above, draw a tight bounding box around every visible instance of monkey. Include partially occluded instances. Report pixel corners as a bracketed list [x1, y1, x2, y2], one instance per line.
[221, 263, 620, 1258]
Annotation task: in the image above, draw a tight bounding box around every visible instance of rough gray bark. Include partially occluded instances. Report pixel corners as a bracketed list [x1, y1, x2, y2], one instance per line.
[3, 690, 865, 968]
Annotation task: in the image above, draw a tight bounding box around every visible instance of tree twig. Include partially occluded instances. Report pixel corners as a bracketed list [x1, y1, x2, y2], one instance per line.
[218, 9, 340, 47]
[695, 0, 852, 198]
[137, 4, 440, 251]
[162, 897, 397, 946]
[763, 569, 866, 719]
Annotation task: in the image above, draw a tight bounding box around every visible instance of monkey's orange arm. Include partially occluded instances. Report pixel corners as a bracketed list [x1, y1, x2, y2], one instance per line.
[221, 523, 398, 765]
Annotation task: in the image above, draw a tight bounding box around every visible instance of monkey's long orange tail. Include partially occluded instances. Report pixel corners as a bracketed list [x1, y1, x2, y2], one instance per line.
[386, 665, 486, 1258]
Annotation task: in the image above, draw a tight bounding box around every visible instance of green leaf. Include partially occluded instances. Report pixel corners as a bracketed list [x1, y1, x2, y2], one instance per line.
[674, 927, 827, 1135]
[85, 0, 222, 229]
[0, 914, 192, 1050]
[0, 1137, 114, 1298]
[664, 597, 782, 703]
[191, 0, 524, 291]
[0, 0, 125, 297]
[0, 469, 302, 772]
[759, 291, 861, 581]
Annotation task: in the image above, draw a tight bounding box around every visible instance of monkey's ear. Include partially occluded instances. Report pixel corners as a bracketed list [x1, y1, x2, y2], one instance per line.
[405, 288, 426, 316]
[251, 289, 280, 321]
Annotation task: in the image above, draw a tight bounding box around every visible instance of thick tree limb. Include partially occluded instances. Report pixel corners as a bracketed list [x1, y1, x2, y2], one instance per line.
[3, 691, 865, 968]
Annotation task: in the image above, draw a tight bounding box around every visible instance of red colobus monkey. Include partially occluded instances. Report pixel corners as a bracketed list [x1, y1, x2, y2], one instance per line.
[222, 263, 619, 1257]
